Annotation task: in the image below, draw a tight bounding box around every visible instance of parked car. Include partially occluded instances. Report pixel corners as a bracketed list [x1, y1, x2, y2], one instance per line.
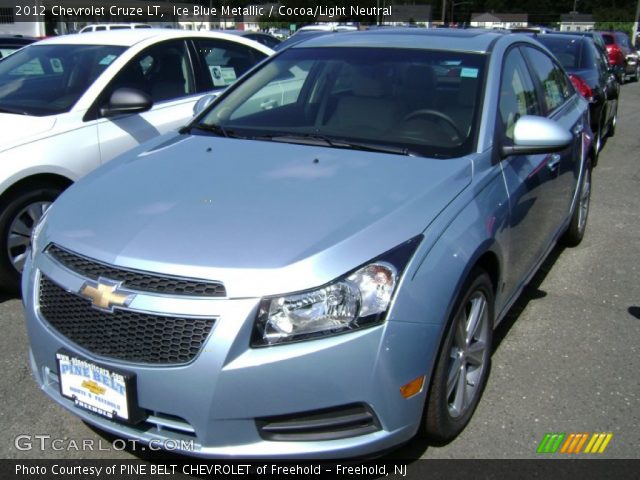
[79, 24, 152, 33]
[23, 29, 593, 459]
[534, 33, 619, 160]
[224, 30, 282, 49]
[599, 30, 639, 83]
[0, 35, 37, 60]
[0, 29, 273, 291]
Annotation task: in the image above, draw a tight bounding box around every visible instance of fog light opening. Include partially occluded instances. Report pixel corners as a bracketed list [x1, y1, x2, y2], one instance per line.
[400, 375, 425, 399]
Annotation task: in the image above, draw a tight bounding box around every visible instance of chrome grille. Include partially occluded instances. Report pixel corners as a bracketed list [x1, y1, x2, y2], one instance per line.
[47, 244, 226, 297]
[38, 276, 215, 364]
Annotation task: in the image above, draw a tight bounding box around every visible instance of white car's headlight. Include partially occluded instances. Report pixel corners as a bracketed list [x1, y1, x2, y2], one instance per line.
[252, 237, 422, 347]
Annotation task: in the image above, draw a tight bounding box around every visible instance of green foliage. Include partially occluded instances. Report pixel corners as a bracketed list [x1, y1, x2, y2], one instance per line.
[594, 20, 634, 39]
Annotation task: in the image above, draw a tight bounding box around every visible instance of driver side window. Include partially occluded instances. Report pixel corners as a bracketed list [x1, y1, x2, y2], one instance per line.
[108, 40, 195, 104]
[499, 48, 540, 140]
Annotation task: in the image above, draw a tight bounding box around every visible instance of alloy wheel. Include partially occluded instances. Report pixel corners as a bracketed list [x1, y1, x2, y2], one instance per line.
[447, 291, 490, 419]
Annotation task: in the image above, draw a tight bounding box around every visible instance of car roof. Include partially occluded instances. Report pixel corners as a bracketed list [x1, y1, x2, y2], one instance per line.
[535, 33, 587, 43]
[291, 28, 506, 53]
[36, 28, 272, 49]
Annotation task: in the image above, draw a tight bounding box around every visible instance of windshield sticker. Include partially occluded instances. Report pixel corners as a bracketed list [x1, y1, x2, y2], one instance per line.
[49, 58, 63, 73]
[99, 54, 117, 66]
[209, 66, 237, 87]
[460, 67, 478, 78]
[210, 65, 225, 87]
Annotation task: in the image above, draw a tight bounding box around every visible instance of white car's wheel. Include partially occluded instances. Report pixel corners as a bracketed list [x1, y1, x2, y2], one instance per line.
[0, 185, 61, 292]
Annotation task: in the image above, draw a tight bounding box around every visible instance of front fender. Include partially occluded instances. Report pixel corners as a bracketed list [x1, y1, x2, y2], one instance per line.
[386, 160, 509, 381]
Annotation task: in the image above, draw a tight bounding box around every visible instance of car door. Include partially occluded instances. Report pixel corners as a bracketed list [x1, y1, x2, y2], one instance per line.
[498, 47, 564, 295]
[521, 45, 583, 228]
[94, 39, 201, 163]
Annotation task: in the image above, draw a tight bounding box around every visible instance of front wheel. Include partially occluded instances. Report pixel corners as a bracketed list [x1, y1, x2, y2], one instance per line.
[0, 185, 61, 293]
[422, 268, 494, 443]
[562, 160, 592, 247]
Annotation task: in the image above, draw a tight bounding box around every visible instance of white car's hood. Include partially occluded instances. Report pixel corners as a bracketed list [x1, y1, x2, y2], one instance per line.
[0, 113, 57, 152]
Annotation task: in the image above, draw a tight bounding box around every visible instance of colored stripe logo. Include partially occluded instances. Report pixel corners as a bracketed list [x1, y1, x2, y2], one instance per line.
[537, 433, 613, 454]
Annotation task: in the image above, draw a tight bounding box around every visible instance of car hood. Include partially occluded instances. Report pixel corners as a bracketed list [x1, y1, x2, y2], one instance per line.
[0, 113, 58, 152]
[44, 134, 472, 297]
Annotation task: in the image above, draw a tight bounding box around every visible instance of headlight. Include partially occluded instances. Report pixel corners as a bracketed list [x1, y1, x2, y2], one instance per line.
[252, 236, 422, 347]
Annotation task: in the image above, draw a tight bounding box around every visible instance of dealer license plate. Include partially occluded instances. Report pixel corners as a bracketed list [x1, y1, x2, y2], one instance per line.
[56, 350, 144, 423]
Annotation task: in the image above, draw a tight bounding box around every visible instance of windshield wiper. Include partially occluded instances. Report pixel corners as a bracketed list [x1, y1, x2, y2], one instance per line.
[256, 133, 417, 156]
[181, 123, 236, 138]
[0, 106, 30, 115]
[332, 139, 417, 157]
[254, 133, 339, 147]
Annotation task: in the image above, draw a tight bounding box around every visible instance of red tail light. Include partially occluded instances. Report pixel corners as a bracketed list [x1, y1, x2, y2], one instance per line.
[606, 45, 625, 66]
[569, 74, 593, 101]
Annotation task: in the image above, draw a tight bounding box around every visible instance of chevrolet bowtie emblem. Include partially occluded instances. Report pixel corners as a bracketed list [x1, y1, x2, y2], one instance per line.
[79, 278, 134, 312]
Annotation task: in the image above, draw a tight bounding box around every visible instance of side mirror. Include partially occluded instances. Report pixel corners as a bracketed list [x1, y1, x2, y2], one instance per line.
[100, 87, 152, 117]
[193, 92, 220, 116]
[500, 115, 573, 158]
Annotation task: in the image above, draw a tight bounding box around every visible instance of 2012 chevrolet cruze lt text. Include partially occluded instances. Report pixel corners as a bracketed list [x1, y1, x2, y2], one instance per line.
[23, 30, 593, 458]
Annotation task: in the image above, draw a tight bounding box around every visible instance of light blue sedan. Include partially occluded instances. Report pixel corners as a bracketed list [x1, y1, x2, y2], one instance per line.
[23, 29, 593, 458]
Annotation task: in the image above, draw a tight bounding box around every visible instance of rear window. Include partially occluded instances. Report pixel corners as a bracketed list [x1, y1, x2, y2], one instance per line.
[538, 37, 582, 69]
[614, 32, 631, 48]
[601, 34, 614, 45]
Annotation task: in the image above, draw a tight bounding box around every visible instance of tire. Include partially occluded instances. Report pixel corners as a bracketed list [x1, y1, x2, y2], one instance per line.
[0, 185, 61, 293]
[593, 116, 603, 160]
[608, 102, 617, 138]
[423, 268, 494, 443]
[562, 160, 592, 247]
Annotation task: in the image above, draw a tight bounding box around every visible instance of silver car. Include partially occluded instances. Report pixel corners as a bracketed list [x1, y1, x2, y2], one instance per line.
[23, 29, 593, 458]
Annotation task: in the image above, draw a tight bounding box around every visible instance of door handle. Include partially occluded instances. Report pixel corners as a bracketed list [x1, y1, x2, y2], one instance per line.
[572, 124, 584, 136]
[547, 153, 561, 171]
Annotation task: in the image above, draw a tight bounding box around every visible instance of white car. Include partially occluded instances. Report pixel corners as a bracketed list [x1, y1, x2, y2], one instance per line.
[0, 29, 273, 291]
[79, 24, 152, 33]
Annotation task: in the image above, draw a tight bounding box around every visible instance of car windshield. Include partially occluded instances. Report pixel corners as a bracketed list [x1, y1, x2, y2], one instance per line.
[538, 37, 583, 69]
[0, 44, 126, 116]
[198, 47, 486, 158]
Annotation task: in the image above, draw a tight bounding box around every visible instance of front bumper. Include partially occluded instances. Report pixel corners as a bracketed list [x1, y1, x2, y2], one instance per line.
[22, 251, 440, 459]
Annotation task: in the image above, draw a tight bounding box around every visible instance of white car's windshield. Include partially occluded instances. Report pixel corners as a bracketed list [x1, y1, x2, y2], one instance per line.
[0, 44, 126, 116]
[199, 47, 486, 158]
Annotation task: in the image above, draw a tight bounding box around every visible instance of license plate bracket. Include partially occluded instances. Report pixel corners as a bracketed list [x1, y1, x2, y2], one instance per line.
[56, 349, 146, 424]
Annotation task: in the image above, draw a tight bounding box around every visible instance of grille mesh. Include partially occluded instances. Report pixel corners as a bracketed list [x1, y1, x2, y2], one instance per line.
[47, 244, 226, 297]
[39, 276, 215, 364]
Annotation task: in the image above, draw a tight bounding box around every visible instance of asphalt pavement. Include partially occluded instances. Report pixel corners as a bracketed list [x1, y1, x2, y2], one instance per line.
[1, 82, 638, 462]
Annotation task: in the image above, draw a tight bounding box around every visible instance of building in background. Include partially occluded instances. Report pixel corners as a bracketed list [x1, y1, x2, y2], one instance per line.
[470, 12, 529, 29]
[559, 12, 595, 32]
[384, 4, 432, 27]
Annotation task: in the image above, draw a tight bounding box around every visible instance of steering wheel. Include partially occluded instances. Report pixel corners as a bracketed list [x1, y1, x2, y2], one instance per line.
[401, 109, 463, 143]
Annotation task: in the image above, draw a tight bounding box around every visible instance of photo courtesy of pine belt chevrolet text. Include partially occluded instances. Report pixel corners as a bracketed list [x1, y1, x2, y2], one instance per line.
[21, 29, 594, 458]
